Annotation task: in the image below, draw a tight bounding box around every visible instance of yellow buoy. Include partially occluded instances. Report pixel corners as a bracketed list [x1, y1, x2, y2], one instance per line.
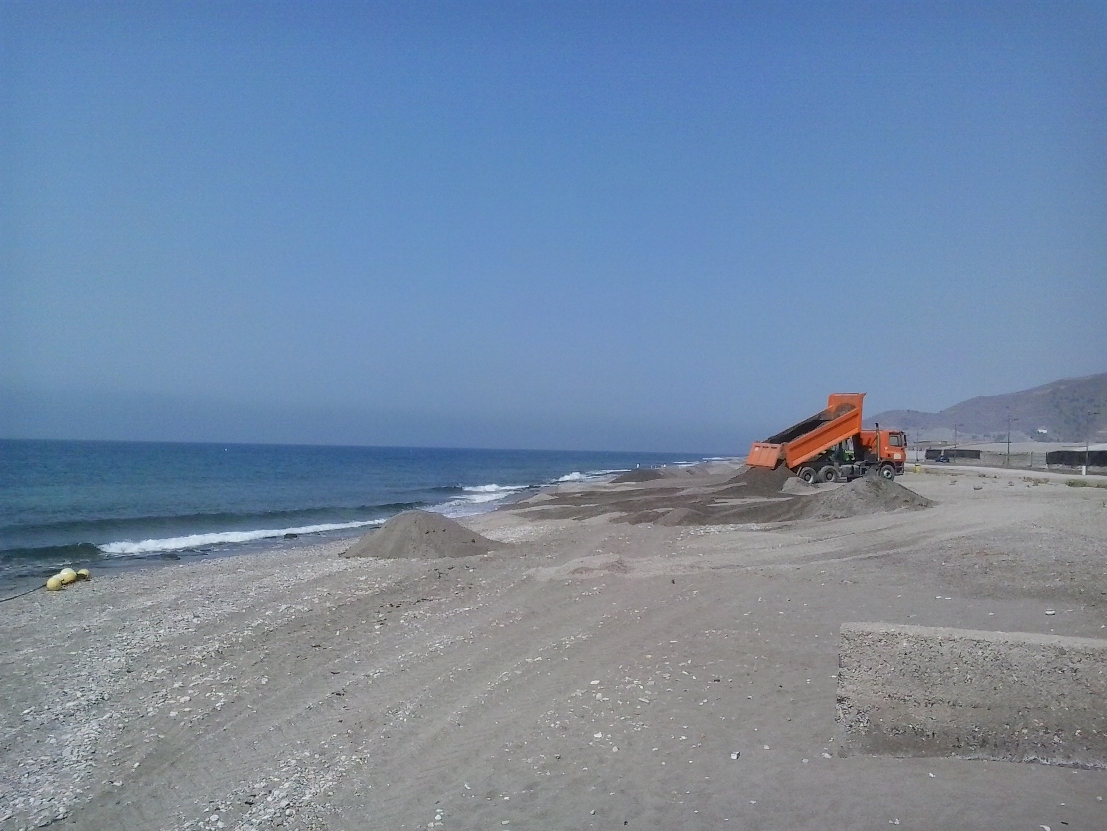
[59, 568, 78, 584]
[76, 568, 91, 580]
[46, 575, 64, 591]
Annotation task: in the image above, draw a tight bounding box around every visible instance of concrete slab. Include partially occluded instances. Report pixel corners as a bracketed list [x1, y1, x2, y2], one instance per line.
[836, 622, 1107, 768]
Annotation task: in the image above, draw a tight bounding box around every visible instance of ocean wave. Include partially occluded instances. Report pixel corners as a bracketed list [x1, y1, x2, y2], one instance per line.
[462, 484, 526, 493]
[459, 484, 529, 503]
[556, 468, 630, 483]
[433, 485, 530, 518]
[556, 472, 587, 482]
[457, 493, 513, 505]
[448, 484, 531, 506]
[98, 519, 385, 556]
[0, 502, 422, 540]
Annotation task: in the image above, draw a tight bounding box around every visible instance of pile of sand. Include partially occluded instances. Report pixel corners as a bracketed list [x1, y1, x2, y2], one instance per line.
[714, 466, 795, 498]
[514, 464, 933, 527]
[342, 511, 508, 559]
[610, 468, 666, 484]
[610, 460, 743, 485]
[654, 507, 711, 526]
[780, 473, 934, 521]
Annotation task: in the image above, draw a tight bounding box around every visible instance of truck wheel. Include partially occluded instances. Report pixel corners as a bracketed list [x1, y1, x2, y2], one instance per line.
[798, 467, 816, 484]
[818, 466, 839, 483]
[878, 463, 895, 480]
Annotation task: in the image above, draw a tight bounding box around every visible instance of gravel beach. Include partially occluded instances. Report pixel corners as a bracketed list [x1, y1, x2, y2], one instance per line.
[2, 466, 1105, 830]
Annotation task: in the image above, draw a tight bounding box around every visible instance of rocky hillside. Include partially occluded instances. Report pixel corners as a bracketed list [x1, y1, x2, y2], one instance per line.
[866, 372, 1107, 443]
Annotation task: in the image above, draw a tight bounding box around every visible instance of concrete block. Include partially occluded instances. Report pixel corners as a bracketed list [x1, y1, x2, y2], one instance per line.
[836, 622, 1107, 767]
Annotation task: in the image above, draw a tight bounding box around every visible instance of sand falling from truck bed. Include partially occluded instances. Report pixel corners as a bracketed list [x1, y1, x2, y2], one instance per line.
[513, 466, 933, 526]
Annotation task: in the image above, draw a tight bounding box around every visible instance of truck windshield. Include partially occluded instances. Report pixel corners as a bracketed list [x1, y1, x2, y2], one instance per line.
[888, 434, 903, 446]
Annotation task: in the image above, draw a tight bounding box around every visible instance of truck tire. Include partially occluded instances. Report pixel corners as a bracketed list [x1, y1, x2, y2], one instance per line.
[878, 463, 896, 480]
[818, 465, 839, 483]
[798, 467, 817, 484]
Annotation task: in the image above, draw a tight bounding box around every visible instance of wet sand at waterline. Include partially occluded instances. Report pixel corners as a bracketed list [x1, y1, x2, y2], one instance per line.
[2, 466, 1105, 830]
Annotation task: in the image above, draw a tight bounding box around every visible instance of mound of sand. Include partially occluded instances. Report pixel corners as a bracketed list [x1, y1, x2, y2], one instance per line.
[629, 471, 931, 526]
[513, 462, 933, 527]
[343, 511, 508, 559]
[781, 476, 819, 495]
[782, 473, 934, 521]
[719, 465, 795, 497]
[610, 468, 666, 484]
[654, 507, 711, 526]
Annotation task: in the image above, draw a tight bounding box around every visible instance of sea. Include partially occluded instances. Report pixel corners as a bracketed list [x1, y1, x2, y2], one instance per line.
[0, 439, 709, 589]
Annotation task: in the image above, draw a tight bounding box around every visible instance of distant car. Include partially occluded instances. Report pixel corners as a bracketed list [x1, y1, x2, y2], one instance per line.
[935, 455, 951, 463]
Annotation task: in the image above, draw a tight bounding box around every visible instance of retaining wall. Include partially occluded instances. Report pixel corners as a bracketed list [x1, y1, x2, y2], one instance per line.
[836, 622, 1107, 767]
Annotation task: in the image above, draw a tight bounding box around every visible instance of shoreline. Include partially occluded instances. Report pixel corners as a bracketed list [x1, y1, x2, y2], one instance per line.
[2, 440, 708, 589]
[2, 458, 739, 595]
[2, 468, 1104, 829]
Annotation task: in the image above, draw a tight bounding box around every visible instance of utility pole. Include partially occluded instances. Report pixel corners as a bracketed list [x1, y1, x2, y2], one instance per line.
[1006, 411, 1018, 467]
[1086, 410, 1101, 476]
[953, 423, 961, 458]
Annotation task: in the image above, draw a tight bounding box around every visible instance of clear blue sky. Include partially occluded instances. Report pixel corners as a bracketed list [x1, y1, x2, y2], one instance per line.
[2, 1, 1104, 452]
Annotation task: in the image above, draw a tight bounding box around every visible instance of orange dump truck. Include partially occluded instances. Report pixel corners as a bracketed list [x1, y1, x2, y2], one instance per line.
[747, 393, 907, 483]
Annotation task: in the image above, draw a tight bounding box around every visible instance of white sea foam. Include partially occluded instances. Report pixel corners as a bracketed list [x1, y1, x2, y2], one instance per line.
[454, 484, 528, 504]
[459, 491, 516, 504]
[556, 472, 588, 482]
[98, 519, 386, 556]
[432, 483, 530, 518]
[557, 468, 630, 483]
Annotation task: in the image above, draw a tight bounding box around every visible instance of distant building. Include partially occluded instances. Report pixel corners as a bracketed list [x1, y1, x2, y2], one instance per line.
[1046, 450, 1107, 469]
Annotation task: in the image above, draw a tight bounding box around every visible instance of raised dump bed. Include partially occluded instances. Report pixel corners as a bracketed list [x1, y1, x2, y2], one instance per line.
[836, 622, 1107, 768]
[748, 393, 864, 471]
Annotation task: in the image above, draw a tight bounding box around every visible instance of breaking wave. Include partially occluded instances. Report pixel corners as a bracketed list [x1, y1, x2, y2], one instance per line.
[98, 519, 387, 556]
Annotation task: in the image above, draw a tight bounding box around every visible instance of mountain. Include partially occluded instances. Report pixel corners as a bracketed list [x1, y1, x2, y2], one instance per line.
[865, 372, 1107, 443]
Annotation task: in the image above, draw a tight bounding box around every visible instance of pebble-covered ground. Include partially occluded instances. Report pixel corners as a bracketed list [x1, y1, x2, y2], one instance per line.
[1, 469, 1105, 830]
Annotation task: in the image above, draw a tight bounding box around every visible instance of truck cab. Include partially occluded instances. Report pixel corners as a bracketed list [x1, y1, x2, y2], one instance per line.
[858, 429, 907, 476]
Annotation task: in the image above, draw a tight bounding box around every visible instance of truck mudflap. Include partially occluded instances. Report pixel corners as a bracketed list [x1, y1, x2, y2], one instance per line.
[747, 442, 783, 468]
